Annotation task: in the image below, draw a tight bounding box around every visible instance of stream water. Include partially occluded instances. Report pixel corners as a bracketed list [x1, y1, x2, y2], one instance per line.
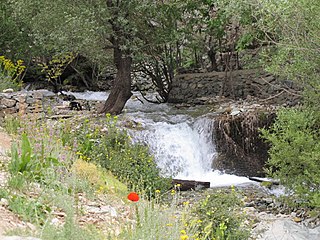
[72, 91, 254, 187]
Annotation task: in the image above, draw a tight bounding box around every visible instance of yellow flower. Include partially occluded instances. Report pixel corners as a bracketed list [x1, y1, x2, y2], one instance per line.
[171, 189, 176, 195]
[155, 189, 161, 194]
[180, 233, 189, 240]
[180, 230, 186, 235]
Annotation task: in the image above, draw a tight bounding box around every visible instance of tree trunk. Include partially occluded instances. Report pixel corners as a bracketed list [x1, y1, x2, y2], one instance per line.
[99, 49, 132, 115]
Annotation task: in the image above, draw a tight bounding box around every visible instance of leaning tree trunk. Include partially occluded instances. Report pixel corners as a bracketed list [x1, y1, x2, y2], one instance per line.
[99, 49, 133, 115]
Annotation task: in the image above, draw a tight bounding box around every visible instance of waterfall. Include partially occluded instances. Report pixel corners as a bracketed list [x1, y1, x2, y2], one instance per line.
[129, 115, 252, 187]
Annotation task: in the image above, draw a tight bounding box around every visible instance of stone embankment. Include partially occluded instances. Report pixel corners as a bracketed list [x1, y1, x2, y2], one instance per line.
[168, 69, 301, 106]
[0, 89, 95, 118]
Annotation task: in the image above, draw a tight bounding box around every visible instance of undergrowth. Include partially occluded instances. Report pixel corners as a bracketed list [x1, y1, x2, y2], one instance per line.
[0, 114, 251, 240]
[62, 114, 172, 196]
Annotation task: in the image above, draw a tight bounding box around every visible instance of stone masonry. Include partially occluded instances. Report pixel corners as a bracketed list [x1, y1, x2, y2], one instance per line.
[168, 69, 300, 104]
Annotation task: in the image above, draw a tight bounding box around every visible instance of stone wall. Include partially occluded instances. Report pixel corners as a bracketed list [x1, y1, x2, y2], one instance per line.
[0, 90, 98, 119]
[168, 69, 300, 104]
[1, 91, 47, 117]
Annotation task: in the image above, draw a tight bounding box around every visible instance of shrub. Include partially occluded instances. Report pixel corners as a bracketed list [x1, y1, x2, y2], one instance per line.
[190, 188, 251, 240]
[0, 55, 25, 91]
[261, 108, 320, 207]
[66, 115, 171, 196]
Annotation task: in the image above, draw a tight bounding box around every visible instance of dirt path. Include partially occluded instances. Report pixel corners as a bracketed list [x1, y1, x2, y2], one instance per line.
[0, 128, 36, 238]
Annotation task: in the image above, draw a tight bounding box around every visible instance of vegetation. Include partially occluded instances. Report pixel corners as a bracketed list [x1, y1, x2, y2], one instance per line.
[0, 0, 319, 238]
[261, 108, 320, 207]
[0, 56, 25, 91]
[0, 115, 250, 239]
[190, 188, 251, 240]
[253, 0, 320, 208]
[61, 114, 172, 196]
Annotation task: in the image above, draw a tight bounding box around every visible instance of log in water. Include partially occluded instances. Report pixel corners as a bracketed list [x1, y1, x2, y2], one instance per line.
[172, 179, 210, 191]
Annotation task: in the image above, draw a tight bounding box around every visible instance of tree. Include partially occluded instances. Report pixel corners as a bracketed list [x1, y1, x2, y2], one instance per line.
[10, 0, 189, 114]
[0, 0, 34, 60]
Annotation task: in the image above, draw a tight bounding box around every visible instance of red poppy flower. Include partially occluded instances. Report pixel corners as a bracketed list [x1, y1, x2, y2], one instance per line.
[127, 192, 139, 202]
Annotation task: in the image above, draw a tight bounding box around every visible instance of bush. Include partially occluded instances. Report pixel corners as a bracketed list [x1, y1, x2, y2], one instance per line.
[65, 115, 171, 196]
[190, 188, 251, 240]
[261, 108, 320, 207]
[0, 55, 25, 91]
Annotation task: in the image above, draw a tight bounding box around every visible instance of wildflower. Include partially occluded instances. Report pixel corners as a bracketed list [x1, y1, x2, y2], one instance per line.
[155, 189, 161, 194]
[180, 230, 188, 240]
[183, 201, 189, 206]
[171, 189, 176, 195]
[180, 235, 188, 240]
[127, 192, 139, 202]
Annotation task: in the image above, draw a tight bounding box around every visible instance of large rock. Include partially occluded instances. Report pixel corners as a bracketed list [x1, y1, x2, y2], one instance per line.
[213, 109, 276, 177]
[0, 98, 16, 108]
[256, 219, 320, 240]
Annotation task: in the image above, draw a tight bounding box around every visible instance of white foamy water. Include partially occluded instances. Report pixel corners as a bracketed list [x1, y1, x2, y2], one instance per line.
[129, 115, 254, 187]
[64, 91, 109, 101]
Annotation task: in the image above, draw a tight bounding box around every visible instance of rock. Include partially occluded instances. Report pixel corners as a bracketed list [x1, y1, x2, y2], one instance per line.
[50, 218, 60, 226]
[85, 205, 117, 217]
[100, 206, 117, 217]
[293, 217, 302, 223]
[2, 108, 17, 115]
[230, 108, 242, 116]
[2, 89, 14, 93]
[0, 198, 8, 206]
[264, 198, 273, 204]
[256, 219, 320, 240]
[0, 98, 16, 108]
[32, 92, 44, 99]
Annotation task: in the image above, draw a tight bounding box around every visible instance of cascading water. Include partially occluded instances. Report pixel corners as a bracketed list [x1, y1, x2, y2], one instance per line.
[130, 117, 215, 178]
[128, 114, 252, 187]
[70, 91, 253, 187]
